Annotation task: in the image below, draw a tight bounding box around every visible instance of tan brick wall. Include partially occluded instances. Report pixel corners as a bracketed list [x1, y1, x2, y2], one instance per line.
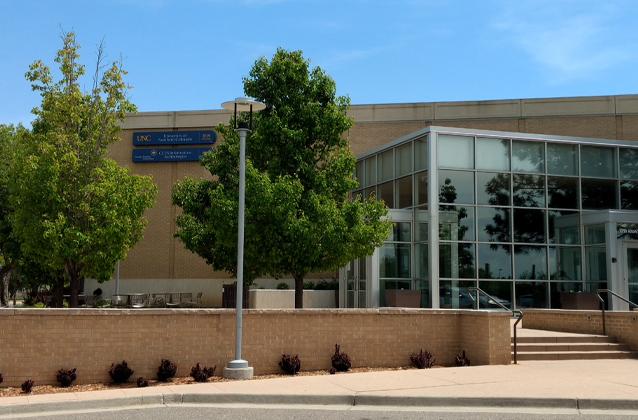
[523, 309, 638, 351]
[0, 308, 510, 386]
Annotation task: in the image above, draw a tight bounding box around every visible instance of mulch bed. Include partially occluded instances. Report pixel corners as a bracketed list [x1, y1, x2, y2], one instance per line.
[0, 366, 415, 398]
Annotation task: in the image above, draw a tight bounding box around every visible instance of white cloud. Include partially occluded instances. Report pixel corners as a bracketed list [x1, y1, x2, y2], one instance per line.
[493, 1, 635, 83]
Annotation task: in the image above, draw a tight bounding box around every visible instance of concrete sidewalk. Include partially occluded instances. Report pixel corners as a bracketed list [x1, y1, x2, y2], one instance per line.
[1, 359, 638, 416]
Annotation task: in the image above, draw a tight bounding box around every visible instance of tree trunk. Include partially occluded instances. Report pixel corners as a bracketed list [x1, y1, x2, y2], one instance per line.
[67, 263, 81, 308]
[0, 267, 9, 307]
[51, 279, 64, 308]
[294, 274, 304, 309]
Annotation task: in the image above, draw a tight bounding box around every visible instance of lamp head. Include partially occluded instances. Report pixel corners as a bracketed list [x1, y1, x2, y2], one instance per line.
[221, 97, 266, 130]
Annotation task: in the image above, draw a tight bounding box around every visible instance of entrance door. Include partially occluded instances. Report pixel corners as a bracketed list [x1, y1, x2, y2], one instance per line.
[344, 258, 367, 308]
[624, 244, 638, 305]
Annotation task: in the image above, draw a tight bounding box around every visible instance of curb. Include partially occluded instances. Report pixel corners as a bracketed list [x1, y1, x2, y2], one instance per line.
[1, 393, 638, 416]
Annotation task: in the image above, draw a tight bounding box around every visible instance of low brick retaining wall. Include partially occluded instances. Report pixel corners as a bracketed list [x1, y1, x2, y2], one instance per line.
[523, 309, 638, 351]
[0, 308, 510, 386]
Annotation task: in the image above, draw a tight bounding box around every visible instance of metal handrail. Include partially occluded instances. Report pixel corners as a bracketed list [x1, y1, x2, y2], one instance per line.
[467, 287, 524, 364]
[596, 289, 638, 336]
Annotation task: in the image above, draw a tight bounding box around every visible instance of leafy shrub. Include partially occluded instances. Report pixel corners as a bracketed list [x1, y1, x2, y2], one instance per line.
[190, 363, 216, 382]
[455, 350, 471, 367]
[276, 282, 289, 290]
[56, 368, 77, 387]
[314, 280, 338, 290]
[410, 349, 435, 369]
[0, 373, 3, 385]
[21, 379, 34, 393]
[109, 361, 134, 384]
[279, 354, 301, 375]
[136, 377, 148, 388]
[157, 359, 177, 382]
[329, 367, 336, 375]
[331, 344, 351, 372]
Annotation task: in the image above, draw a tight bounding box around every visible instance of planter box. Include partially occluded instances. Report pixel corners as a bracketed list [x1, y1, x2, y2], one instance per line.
[384, 290, 421, 308]
[248, 289, 336, 308]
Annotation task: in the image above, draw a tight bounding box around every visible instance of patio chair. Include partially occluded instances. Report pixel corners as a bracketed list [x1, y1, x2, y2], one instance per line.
[130, 294, 148, 309]
[166, 292, 181, 308]
[150, 294, 167, 308]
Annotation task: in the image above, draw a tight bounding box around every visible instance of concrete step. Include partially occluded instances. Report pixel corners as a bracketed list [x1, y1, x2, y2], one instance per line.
[513, 336, 613, 344]
[515, 351, 638, 361]
[512, 343, 630, 352]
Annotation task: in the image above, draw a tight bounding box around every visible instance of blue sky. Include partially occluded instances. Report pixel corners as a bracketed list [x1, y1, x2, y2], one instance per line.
[2, 0, 638, 125]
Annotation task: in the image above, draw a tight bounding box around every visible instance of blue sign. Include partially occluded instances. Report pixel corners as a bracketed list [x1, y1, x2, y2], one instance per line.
[133, 130, 216, 146]
[132, 147, 212, 163]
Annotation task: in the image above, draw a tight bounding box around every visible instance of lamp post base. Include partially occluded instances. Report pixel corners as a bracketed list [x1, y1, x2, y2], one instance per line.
[223, 360, 254, 380]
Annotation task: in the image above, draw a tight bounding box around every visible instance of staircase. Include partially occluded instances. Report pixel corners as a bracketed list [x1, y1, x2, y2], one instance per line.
[512, 329, 638, 361]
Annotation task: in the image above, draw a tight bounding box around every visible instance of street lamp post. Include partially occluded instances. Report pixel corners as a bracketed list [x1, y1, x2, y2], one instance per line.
[221, 97, 265, 380]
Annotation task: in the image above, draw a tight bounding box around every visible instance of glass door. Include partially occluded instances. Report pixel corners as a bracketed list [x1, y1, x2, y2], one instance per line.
[625, 245, 638, 305]
[344, 258, 368, 308]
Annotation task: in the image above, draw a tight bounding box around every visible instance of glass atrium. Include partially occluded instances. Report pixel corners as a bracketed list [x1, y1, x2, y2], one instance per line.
[339, 127, 638, 311]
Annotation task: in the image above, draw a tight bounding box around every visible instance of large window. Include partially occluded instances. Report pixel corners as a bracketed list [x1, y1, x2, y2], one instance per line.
[439, 135, 474, 169]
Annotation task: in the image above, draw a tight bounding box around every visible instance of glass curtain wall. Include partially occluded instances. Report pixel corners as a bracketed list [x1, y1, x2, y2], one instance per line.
[353, 127, 638, 310]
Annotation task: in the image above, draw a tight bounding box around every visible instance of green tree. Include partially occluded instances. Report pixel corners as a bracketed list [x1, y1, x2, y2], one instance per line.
[173, 49, 390, 308]
[9, 32, 157, 307]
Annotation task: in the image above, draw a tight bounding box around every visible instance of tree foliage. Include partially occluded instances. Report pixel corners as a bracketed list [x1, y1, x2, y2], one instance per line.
[8, 32, 157, 307]
[173, 49, 390, 307]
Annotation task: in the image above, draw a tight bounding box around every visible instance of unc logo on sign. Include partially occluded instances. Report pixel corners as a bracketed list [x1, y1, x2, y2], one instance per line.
[137, 135, 151, 143]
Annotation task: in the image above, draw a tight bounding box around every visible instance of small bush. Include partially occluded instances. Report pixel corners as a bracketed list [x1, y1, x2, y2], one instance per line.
[329, 367, 336, 375]
[331, 344, 351, 372]
[455, 350, 471, 367]
[109, 361, 134, 384]
[157, 359, 177, 382]
[21, 379, 34, 393]
[279, 354, 301, 375]
[410, 349, 435, 369]
[190, 363, 216, 382]
[56, 368, 77, 387]
[0, 373, 3, 385]
[136, 377, 148, 388]
[276, 282, 289, 290]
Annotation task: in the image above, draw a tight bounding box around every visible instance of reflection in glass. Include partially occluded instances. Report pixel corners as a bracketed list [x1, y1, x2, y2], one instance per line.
[391, 222, 411, 242]
[581, 146, 616, 178]
[547, 143, 578, 176]
[378, 149, 394, 182]
[512, 141, 544, 173]
[513, 174, 546, 207]
[396, 175, 412, 208]
[514, 209, 546, 243]
[621, 181, 638, 209]
[416, 171, 428, 205]
[439, 206, 475, 241]
[439, 243, 475, 279]
[620, 148, 638, 180]
[438, 135, 474, 169]
[379, 243, 411, 278]
[379, 279, 412, 306]
[476, 138, 510, 171]
[439, 280, 476, 309]
[478, 244, 512, 279]
[477, 207, 510, 242]
[356, 161, 364, 187]
[477, 172, 510, 206]
[514, 245, 547, 280]
[548, 211, 580, 244]
[416, 243, 428, 280]
[478, 281, 513, 309]
[586, 245, 607, 281]
[365, 156, 376, 186]
[396, 143, 412, 177]
[549, 246, 581, 280]
[415, 137, 428, 171]
[378, 181, 394, 207]
[364, 187, 376, 199]
[547, 176, 578, 209]
[581, 179, 618, 210]
[550, 282, 584, 309]
[516, 282, 548, 308]
[439, 170, 474, 204]
[585, 224, 605, 245]
[630, 284, 638, 308]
